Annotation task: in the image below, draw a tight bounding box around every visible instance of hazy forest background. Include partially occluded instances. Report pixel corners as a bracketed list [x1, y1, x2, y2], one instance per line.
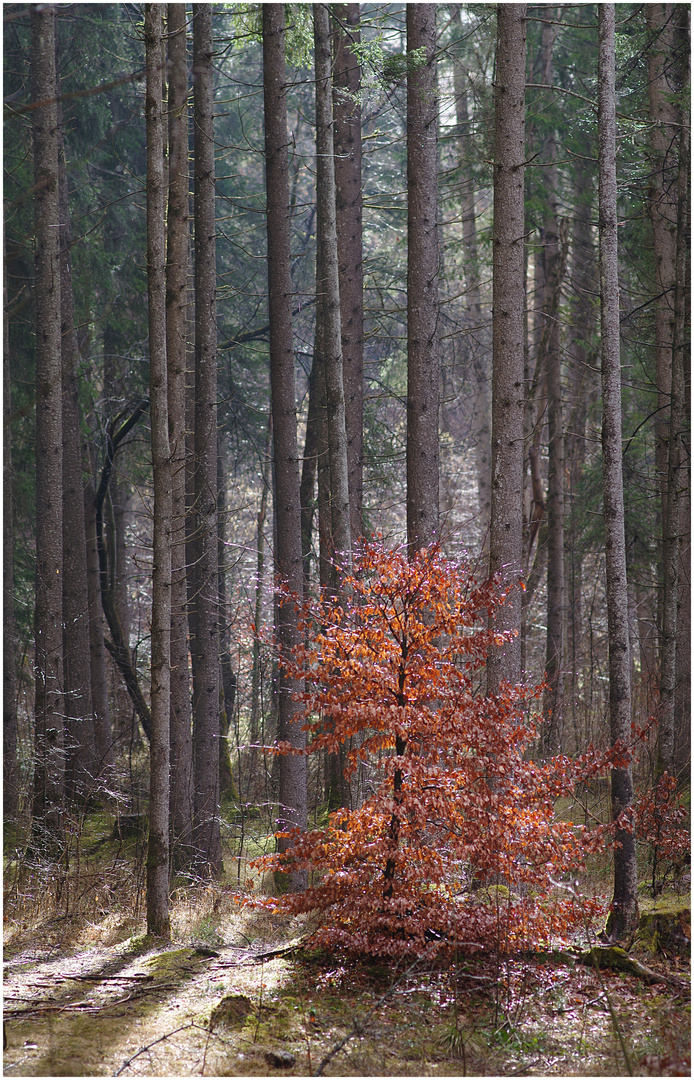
[2, 4, 691, 1073]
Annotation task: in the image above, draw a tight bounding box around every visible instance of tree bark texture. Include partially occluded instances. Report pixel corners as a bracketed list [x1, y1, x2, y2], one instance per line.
[672, 6, 690, 777]
[217, 450, 237, 805]
[658, 16, 689, 779]
[251, 424, 271, 747]
[166, 1, 194, 862]
[57, 38, 97, 803]
[406, 3, 440, 553]
[565, 162, 597, 744]
[299, 355, 319, 591]
[314, 2, 352, 574]
[4, 238, 19, 822]
[192, 2, 223, 875]
[263, 3, 308, 890]
[145, 3, 171, 937]
[31, 6, 65, 847]
[646, 4, 680, 535]
[450, 3, 491, 543]
[598, 4, 638, 940]
[488, 3, 526, 693]
[332, 3, 364, 546]
[534, 15, 566, 755]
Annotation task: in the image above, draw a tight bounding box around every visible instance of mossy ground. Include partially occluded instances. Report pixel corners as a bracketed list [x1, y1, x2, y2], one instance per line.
[3, 814, 690, 1076]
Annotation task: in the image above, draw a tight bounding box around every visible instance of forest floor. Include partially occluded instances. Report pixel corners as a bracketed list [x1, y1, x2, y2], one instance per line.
[3, 879, 690, 1078]
[3, 809, 691, 1078]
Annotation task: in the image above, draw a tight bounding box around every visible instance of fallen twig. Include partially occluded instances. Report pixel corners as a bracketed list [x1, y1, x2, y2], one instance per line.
[114, 1022, 200, 1076]
[212, 944, 299, 970]
[4, 982, 179, 1020]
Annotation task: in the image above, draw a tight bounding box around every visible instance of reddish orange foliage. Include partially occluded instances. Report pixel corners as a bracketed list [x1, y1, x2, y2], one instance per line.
[252, 542, 612, 956]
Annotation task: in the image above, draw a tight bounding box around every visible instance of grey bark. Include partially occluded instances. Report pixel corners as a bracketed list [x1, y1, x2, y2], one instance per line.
[534, 16, 566, 755]
[250, 424, 271, 747]
[145, 3, 171, 937]
[565, 163, 597, 746]
[4, 239, 18, 822]
[314, 3, 352, 574]
[217, 449, 237, 804]
[488, 3, 526, 693]
[166, 1, 194, 862]
[192, 3, 223, 875]
[598, 4, 638, 940]
[450, 4, 491, 542]
[673, 7, 690, 774]
[57, 40, 97, 803]
[646, 4, 679, 535]
[263, 3, 308, 890]
[299, 355, 319, 591]
[406, 3, 440, 552]
[658, 19, 689, 779]
[332, 3, 364, 546]
[314, 243, 333, 592]
[31, 6, 65, 848]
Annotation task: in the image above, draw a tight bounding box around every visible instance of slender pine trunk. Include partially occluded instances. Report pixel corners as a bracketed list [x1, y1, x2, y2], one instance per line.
[31, 6, 65, 849]
[488, 4, 526, 693]
[598, 3, 638, 939]
[192, 3, 223, 875]
[263, 4, 307, 890]
[144, 3, 171, 937]
[406, 3, 440, 552]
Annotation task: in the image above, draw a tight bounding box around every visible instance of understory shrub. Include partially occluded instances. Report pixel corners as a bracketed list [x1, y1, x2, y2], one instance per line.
[251, 541, 614, 956]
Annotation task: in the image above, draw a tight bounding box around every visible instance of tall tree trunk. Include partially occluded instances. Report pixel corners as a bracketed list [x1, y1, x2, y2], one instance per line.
[406, 3, 440, 552]
[4, 238, 19, 823]
[314, 244, 333, 593]
[263, 3, 307, 890]
[534, 14, 566, 754]
[450, 3, 491, 543]
[145, 3, 171, 937]
[250, 423, 271, 748]
[673, 8, 690, 778]
[299, 355, 319, 592]
[314, 3, 352, 575]
[332, 3, 364, 546]
[166, 1, 194, 863]
[315, 2, 352, 810]
[598, 4, 638, 940]
[192, 3, 223, 875]
[658, 19, 689, 779]
[565, 162, 597, 749]
[57, 37, 97, 804]
[217, 447, 237, 805]
[488, 3, 526, 693]
[645, 4, 679, 540]
[31, 6, 65, 849]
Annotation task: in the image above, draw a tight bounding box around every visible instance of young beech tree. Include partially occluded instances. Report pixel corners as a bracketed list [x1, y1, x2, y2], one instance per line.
[253, 542, 611, 958]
